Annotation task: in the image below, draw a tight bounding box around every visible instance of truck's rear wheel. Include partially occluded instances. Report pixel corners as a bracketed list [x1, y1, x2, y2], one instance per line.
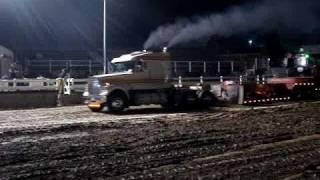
[199, 91, 215, 107]
[161, 101, 176, 110]
[107, 93, 128, 113]
[177, 91, 198, 108]
[292, 89, 303, 100]
[161, 90, 176, 110]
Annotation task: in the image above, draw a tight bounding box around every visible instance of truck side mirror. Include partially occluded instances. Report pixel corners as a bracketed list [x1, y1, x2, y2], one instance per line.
[135, 60, 144, 72]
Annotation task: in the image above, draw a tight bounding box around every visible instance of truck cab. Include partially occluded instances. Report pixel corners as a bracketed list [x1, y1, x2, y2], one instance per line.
[84, 51, 174, 112]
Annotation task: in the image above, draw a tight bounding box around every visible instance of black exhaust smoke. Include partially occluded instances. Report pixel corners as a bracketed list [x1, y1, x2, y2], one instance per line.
[144, 0, 320, 49]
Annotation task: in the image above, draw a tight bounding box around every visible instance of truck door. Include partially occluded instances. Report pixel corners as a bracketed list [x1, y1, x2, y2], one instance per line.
[148, 61, 168, 82]
[131, 59, 149, 81]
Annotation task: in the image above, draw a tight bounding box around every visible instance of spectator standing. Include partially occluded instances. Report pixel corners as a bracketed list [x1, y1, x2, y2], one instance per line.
[8, 63, 18, 79]
[57, 69, 67, 106]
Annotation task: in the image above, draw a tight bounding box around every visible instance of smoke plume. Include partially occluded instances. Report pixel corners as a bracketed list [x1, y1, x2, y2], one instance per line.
[144, 0, 320, 49]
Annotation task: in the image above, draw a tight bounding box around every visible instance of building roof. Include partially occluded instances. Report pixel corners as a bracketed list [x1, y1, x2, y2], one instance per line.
[0, 45, 14, 58]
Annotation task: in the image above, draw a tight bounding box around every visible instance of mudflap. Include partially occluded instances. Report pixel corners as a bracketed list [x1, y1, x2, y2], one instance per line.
[241, 83, 291, 105]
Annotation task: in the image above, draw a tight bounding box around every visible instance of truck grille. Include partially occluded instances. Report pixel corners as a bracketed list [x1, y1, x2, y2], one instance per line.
[88, 78, 102, 98]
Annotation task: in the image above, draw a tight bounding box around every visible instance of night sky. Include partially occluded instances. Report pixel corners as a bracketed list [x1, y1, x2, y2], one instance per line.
[0, 0, 319, 52]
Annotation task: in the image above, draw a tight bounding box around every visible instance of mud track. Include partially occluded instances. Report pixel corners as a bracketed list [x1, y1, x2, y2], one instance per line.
[0, 103, 319, 179]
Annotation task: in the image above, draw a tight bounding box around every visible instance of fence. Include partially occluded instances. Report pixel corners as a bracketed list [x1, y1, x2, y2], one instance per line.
[27, 59, 103, 78]
[0, 78, 88, 93]
[0, 79, 57, 92]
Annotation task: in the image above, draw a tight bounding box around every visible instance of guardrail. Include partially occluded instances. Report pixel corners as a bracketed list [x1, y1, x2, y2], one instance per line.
[0, 79, 57, 92]
[0, 78, 88, 93]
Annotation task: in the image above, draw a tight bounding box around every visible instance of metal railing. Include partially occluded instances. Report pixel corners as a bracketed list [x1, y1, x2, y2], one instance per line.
[64, 78, 88, 94]
[27, 59, 103, 77]
[171, 74, 270, 87]
[0, 78, 88, 93]
[0, 79, 57, 92]
[170, 59, 266, 77]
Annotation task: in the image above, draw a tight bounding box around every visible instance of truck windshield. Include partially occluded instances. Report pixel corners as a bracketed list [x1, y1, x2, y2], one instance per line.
[110, 61, 135, 73]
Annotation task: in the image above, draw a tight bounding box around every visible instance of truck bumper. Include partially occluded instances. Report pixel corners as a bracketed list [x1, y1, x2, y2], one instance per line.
[86, 95, 107, 109]
[88, 101, 104, 109]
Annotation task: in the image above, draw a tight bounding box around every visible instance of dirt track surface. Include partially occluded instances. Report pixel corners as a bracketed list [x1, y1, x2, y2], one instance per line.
[0, 103, 320, 179]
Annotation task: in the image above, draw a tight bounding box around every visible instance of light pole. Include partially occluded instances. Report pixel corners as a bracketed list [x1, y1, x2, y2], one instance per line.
[103, 0, 108, 74]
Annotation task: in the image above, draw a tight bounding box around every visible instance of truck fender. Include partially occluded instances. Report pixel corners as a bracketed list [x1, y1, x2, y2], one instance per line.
[107, 87, 130, 99]
[107, 89, 130, 108]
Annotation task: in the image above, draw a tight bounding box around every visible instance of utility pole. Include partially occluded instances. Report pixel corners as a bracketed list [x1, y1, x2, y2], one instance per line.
[103, 0, 108, 74]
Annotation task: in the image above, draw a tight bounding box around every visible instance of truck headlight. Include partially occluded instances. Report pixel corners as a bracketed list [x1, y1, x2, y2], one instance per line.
[99, 90, 109, 96]
[83, 91, 89, 97]
[297, 67, 304, 73]
[92, 79, 101, 88]
[105, 83, 111, 87]
[297, 57, 307, 67]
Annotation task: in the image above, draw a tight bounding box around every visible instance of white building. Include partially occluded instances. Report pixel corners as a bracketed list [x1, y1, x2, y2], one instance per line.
[0, 45, 14, 78]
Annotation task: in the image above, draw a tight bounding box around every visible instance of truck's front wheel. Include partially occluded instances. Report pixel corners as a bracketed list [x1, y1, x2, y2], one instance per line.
[107, 93, 128, 113]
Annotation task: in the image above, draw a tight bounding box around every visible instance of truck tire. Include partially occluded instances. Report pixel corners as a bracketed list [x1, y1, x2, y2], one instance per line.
[178, 91, 198, 108]
[161, 98, 176, 110]
[107, 92, 128, 113]
[199, 91, 216, 107]
[292, 89, 303, 100]
[161, 90, 176, 110]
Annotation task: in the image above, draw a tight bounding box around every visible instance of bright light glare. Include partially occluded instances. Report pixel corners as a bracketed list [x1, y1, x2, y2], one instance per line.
[305, 54, 310, 59]
[297, 67, 304, 73]
[297, 57, 307, 66]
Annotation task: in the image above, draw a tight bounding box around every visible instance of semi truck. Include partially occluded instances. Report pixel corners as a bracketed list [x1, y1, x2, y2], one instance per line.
[83, 49, 320, 113]
[84, 50, 218, 113]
